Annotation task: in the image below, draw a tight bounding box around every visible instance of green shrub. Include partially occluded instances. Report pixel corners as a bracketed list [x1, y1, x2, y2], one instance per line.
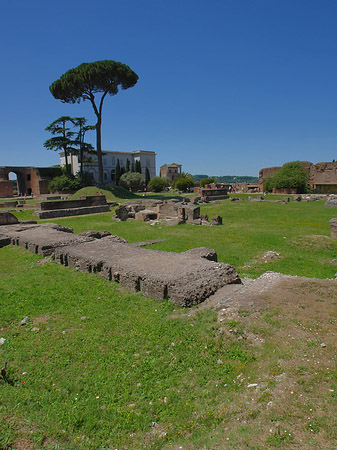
[200, 177, 216, 187]
[119, 172, 145, 191]
[264, 161, 309, 193]
[48, 175, 82, 193]
[174, 177, 195, 192]
[148, 176, 169, 192]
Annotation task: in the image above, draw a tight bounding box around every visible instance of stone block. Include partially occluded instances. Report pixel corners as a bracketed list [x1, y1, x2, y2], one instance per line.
[184, 247, 218, 262]
[0, 212, 19, 225]
[211, 215, 222, 225]
[185, 206, 200, 222]
[115, 205, 129, 221]
[165, 217, 184, 226]
[330, 218, 337, 238]
[156, 202, 179, 218]
[326, 198, 337, 207]
[135, 209, 157, 222]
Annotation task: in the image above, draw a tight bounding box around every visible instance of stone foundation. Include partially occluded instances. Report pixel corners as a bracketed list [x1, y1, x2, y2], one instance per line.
[0, 222, 240, 307]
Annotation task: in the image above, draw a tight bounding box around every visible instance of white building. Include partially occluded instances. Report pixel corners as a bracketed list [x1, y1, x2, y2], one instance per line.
[60, 150, 156, 184]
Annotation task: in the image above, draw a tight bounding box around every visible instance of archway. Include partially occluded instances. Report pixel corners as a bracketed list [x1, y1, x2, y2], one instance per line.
[8, 171, 26, 196]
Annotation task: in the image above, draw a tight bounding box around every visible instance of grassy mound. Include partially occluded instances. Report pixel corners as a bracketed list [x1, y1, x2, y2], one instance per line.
[69, 185, 138, 202]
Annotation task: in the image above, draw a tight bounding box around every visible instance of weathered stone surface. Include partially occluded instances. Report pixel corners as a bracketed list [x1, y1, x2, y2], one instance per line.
[191, 197, 200, 204]
[115, 205, 129, 221]
[330, 218, 337, 238]
[53, 239, 240, 307]
[185, 206, 200, 223]
[326, 198, 337, 207]
[184, 247, 218, 262]
[0, 212, 19, 225]
[165, 217, 185, 226]
[40, 195, 107, 211]
[0, 223, 92, 256]
[293, 195, 302, 202]
[156, 202, 179, 218]
[211, 215, 223, 225]
[35, 205, 110, 219]
[79, 230, 112, 239]
[0, 201, 18, 208]
[135, 209, 158, 222]
[2, 221, 241, 306]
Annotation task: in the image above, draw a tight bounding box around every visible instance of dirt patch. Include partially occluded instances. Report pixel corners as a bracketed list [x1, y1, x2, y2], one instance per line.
[292, 234, 334, 250]
[32, 314, 57, 325]
[242, 251, 281, 269]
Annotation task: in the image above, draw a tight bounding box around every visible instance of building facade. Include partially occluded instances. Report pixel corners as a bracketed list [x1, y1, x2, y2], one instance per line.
[159, 163, 182, 184]
[61, 150, 156, 184]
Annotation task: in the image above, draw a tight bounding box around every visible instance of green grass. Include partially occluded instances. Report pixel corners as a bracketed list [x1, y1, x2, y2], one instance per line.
[0, 247, 253, 449]
[8, 193, 337, 279]
[1, 246, 337, 449]
[32, 197, 337, 280]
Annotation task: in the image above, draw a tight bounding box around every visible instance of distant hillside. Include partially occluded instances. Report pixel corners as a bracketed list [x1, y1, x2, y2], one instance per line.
[193, 174, 259, 183]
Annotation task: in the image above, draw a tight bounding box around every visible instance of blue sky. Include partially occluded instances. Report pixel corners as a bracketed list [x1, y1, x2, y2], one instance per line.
[1, 0, 336, 177]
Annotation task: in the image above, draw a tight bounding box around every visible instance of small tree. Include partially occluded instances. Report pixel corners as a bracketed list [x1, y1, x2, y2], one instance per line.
[171, 172, 193, 189]
[145, 166, 150, 186]
[44, 116, 78, 175]
[148, 176, 169, 192]
[131, 161, 135, 172]
[73, 117, 95, 175]
[119, 172, 145, 191]
[126, 158, 130, 172]
[115, 159, 121, 185]
[264, 161, 310, 193]
[174, 177, 195, 192]
[48, 174, 82, 193]
[200, 177, 216, 187]
[49, 60, 138, 185]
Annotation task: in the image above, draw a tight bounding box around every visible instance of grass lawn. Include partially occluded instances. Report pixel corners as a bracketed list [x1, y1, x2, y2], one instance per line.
[1, 193, 337, 449]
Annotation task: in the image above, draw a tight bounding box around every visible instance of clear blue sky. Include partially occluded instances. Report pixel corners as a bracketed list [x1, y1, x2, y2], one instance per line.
[1, 0, 336, 177]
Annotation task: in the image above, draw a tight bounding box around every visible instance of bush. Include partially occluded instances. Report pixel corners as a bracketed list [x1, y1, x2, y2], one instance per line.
[200, 177, 216, 187]
[48, 175, 82, 193]
[174, 177, 195, 192]
[147, 177, 169, 192]
[265, 161, 309, 193]
[119, 172, 145, 192]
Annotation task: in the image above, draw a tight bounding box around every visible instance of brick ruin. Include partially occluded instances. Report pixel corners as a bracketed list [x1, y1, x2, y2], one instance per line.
[259, 161, 337, 194]
[0, 166, 52, 197]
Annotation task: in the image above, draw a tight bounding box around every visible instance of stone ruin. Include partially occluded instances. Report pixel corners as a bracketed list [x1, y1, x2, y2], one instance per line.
[114, 198, 222, 226]
[35, 195, 113, 219]
[0, 213, 239, 307]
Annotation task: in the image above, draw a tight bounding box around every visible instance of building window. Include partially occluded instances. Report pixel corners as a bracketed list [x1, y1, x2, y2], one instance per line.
[27, 174, 31, 181]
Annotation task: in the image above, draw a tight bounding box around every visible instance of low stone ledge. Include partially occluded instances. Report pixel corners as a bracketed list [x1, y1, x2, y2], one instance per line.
[35, 205, 110, 219]
[53, 239, 241, 307]
[326, 198, 337, 207]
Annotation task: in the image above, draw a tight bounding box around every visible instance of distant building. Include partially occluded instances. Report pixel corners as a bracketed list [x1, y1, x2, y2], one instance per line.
[159, 163, 182, 184]
[61, 150, 156, 184]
